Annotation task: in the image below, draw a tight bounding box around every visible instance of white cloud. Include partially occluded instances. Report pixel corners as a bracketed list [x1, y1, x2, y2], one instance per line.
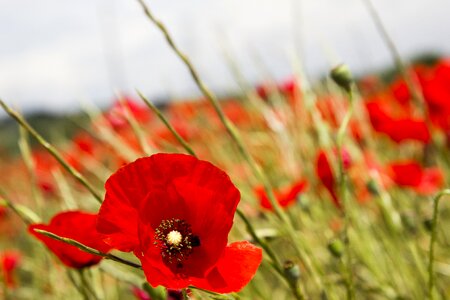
[0, 0, 449, 115]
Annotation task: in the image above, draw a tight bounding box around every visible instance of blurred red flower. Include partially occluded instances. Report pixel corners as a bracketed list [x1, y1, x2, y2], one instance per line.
[365, 99, 430, 143]
[255, 180, 308, 210]
[421, 59, 450, 132]
[105, 97, 152, 130]
[388, 161, 444, 195]
[97, 153, 262, 293]
[315, 150, 341, 208]
[29, 211, 112, 269]
[1, 250, 21, 288]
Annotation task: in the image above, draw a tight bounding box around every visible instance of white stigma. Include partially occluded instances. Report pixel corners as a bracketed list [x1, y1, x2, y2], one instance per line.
[166, 230, 182, 246]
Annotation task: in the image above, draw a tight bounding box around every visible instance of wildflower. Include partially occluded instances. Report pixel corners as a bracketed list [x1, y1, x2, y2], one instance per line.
[421, 59, 450, 132]
[365, 99, 430, 143]
[97, 153, 262, 293]
[29, 211, 112, 269]
[1, 251, 21, 288]
[388, 160, 444, 195]
[315, 150, 340, 208]
[255, 180, 308, 210]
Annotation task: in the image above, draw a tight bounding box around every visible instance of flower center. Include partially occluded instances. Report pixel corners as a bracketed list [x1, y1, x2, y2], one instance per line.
[166, 230, 182, 246]
[154, 218, 200, 267]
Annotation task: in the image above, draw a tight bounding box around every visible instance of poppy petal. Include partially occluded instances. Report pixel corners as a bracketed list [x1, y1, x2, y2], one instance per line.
[190, 241, 262, 293]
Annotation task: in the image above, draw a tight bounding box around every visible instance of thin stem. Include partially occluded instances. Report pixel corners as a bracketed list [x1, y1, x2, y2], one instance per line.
[427, 189, 450, 299]
[189, 286, 237, 299]
[361, 0, 424, 107]
[33, 229, 142, 269]
[0, 100, 103, 203]
[117, 92, 153, 156]
[137, 91, 197, 157]
[0, 189, 40, 225]
[236, 210, 305, 300]
[78, 269, 100, 300]
[67, 270, 89, 300]
[336, 89, 355, 300]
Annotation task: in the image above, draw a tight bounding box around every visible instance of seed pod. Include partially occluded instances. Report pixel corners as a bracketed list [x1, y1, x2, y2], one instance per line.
[328, 239, 344, 258]
[330, 64, 353, 92]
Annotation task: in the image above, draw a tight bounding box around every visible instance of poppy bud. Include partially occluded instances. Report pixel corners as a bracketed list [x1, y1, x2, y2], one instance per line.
[283, 260, 301, 283]
[366, 179, 380, 196]
[330, 64, 353, 92]
[423, 218, 433, 232]
[328, 239, 344, 258]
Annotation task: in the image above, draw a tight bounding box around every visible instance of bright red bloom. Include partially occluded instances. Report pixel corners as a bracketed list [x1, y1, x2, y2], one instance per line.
[421, 59, 450, 132]
[315, 150, 340, 208]
[388, 161, 444, 195]
[365, 99, 430, 143]
[97, 154, 262, 293]
[255, 180, 308, 210]
[1, 250, 21, 288]
[29, 211, 113, 269]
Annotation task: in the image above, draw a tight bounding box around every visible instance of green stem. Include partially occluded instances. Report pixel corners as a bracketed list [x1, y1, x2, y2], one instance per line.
[0, 100, 103, 204]
[0, 189, 40, 224]
[117, 93, 153, 156]
[137, 91, 197, 157]
[336, 89, 355, 300]
[236, 210, 305, 300]
[67, 270, 89, 300]
[78, 269, 100, 300]
[427, 189, 450, 299]
[34, 229, 142, 269]
[361, 0, 425, 110]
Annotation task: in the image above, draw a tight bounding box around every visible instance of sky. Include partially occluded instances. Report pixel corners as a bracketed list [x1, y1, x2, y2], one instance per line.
[0, 0, 449, 116]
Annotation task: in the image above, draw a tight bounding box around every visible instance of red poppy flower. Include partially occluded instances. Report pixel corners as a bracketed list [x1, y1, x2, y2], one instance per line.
[365, 99, 430, 143]
[255, 180, 308, 210]
[97, 154, 262, 293]
[32, 150, 59, 194]
[29, 211, 113, 269]
[315, 150, 340, 208]
[421, 59, 450, 132]
[1, 250, 21, 288]
[388, 160, 444, 195]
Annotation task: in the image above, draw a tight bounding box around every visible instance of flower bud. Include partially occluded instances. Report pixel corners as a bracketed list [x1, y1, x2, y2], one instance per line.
[330, 64, 353, 92]
[328, 239, 344, 258]
[283, 260, 301, 283]
[366, 179, 380, 196]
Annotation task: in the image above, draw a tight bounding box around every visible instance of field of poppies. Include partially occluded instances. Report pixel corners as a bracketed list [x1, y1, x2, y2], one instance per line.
[1, 1, 449, 300]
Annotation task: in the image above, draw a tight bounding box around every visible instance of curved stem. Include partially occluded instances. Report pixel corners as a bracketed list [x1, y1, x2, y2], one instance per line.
[427, 189, 450, 299]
